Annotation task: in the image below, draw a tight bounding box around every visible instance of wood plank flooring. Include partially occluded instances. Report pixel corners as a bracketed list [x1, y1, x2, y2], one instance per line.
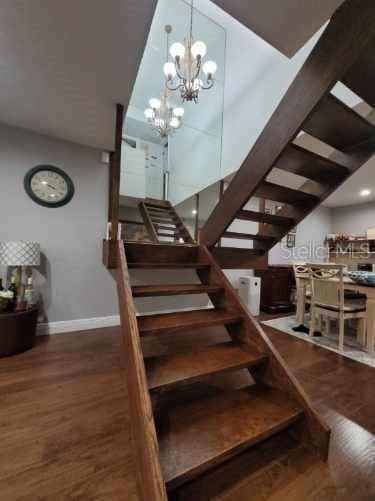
[0, 317, 374, 500]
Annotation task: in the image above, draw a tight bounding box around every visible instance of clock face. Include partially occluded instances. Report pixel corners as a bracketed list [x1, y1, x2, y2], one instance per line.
[24, 166, 74, 208]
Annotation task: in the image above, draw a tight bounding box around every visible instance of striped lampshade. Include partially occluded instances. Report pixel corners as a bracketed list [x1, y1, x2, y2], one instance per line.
[0, 241, 40, 266]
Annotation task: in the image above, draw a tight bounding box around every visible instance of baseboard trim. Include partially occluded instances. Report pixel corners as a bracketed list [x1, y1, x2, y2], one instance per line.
[37, 315, 120, 336]
[37, 305, 212, 336]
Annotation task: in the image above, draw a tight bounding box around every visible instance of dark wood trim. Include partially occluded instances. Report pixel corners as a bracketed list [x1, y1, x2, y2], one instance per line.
[108, 104, 124, 241]
[218, 180, 225, 248]
[117, 241, 167, 501]
[102, 239, 118, 269]
[194, 193, 200, 242]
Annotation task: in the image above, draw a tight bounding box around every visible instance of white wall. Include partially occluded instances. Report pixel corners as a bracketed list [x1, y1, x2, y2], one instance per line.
[332, 202, 375, 235]
[269, 206, 332, 264]
[0, 123, 118, 324]
[171, 0, 324, 199]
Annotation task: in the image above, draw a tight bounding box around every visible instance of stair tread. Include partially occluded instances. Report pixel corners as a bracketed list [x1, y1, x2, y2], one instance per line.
[144, 199, 171, 208]
[157, 383, 302, 488]
[155, 225, 178, 231]
[256, 181, 318, 206]
[303, 94, 375, 151]
[223, 231, 276, 241]
[146, 342, 267, 392]
[215, 247, 264, 255]
[276, 143, 350, 183]
[150, 217, 179, 224]
[148, 209, 174, 216]
[157, 232, 179, 238]
[128, 262, 209, 269]
[138, 309, 242, 336]
[132, 284, 223, 298]
[236, 209, 295, 227]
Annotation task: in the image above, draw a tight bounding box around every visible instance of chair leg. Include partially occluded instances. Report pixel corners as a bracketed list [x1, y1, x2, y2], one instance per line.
[357, 317, 367, 347]
[309, 308, 316, 338]
[324, 317, 330, 337]
[316, 314, 322, 333]
[338, 315, 345, 352]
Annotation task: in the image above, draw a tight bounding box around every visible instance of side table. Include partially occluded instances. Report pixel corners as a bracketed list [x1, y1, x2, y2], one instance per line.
[0, 306, 39, 357]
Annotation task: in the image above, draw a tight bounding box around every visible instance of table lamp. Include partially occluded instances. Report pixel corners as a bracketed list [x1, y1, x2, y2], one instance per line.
[0, 241, 40, 293]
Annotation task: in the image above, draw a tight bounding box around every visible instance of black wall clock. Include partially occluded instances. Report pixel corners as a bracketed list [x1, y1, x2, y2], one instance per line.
[24, 165, 75, 208]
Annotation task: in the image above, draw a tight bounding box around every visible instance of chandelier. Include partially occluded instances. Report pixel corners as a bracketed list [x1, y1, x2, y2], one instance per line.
[163, 1, 218, 103]
[144, 90, 184, 138]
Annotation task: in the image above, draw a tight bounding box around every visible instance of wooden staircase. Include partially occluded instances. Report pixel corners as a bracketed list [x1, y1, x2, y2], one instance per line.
[139, 198, 194, 244]
[116, 240, 329, 500]
[107, 1, 375, 498]
[201, 0, 375, 259]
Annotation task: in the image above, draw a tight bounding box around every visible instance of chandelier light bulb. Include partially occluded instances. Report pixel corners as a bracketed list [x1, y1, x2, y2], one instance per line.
[203, 60, 217, 76]
[170, 42, 185, 59]
[173, 107, 184, 118]
[191, 41, 207, 59]
[163, 62, 177, 79]
[144, 108, 154, 119]
[170, 117, 180, 129]
[149, 98, 161, 110]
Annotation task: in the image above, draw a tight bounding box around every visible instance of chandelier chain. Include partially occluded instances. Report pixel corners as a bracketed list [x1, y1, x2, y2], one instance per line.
[190, 0, 194, 40]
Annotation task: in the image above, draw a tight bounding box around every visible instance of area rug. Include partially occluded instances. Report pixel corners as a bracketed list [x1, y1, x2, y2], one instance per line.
[262, 315, 375, 368]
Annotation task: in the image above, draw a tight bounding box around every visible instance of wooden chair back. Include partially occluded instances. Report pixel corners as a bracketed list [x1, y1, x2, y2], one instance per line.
[293, 263, 309, 288]
[306, 263, 345, 311]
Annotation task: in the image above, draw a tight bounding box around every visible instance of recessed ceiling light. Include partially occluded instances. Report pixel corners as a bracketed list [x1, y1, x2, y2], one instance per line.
[360, 189, 371, 197]
[192, 209, 197, 215]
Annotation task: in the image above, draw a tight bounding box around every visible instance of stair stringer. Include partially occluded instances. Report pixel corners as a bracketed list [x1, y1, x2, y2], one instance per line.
[116, 240, 168, 501]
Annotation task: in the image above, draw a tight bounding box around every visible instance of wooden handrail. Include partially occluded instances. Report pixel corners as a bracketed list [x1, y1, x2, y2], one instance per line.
[117, 241, 167, 501]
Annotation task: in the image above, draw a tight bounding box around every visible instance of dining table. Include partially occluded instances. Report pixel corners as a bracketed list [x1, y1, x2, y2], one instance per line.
[295, 273, 375, 355]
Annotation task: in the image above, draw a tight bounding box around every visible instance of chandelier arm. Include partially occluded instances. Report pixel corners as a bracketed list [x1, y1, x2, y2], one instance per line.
[200, 79, 215, 90]
[194, 57, 202, 80]
[166, 80, 182, 92]
[175, 65, 186, 82]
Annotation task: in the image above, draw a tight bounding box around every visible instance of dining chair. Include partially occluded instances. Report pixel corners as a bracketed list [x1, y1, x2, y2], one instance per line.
[307, 263, 367, 352]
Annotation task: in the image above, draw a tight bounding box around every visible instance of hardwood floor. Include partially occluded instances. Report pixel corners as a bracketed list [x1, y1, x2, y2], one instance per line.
[0, 318, 374, 500]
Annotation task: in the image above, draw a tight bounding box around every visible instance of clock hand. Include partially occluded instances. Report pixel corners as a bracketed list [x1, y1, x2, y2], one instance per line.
[47, 183, 57, 190]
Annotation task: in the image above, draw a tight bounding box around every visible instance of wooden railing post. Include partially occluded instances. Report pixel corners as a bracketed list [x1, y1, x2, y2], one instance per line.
[103, 103, 124, 269]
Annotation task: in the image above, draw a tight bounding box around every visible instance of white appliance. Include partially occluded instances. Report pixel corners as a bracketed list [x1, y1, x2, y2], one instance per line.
[238, 276, 261, 316]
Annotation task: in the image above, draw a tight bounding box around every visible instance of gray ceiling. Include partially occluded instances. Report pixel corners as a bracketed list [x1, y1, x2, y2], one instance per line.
[0, 0, 346, 152]
[0, 0, 157, 150]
